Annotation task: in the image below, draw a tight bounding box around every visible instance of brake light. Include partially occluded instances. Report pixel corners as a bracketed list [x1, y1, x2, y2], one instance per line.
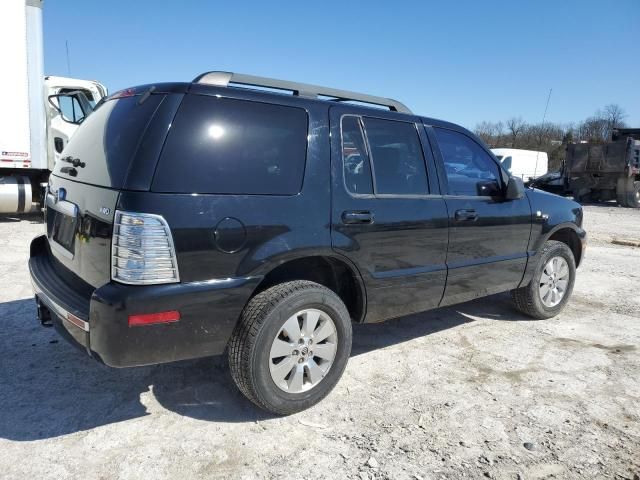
[111, 211, 180, 285]
[128, 310, 181, 327]
[109, 88, 137, 99]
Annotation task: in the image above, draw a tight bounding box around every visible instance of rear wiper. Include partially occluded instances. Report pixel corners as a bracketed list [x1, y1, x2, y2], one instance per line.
[138, 85, 157, 105]
[61, 155, 86, 168]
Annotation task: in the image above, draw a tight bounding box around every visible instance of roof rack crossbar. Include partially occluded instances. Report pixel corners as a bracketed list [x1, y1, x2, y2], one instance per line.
[192, 71, 412, 114]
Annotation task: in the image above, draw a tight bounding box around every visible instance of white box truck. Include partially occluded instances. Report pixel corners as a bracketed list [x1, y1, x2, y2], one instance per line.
[491, 148, 549, 183]
[0, 0, 107, 213]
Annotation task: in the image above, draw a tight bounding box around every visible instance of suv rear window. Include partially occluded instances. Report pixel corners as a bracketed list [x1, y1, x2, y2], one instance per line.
[152, 95, 308, 195]
[52, 94, 165, 189]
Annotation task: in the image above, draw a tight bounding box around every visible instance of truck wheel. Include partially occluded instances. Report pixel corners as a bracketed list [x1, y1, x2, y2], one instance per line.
[228, 280, 352, 415]
[575, 191, 592, 204]
[626, 181, 640, 208]
[511, 240, 576, 320]
[617, 192, 629, 207]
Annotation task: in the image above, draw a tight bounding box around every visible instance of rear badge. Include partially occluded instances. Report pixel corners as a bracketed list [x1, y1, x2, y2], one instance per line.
[99, 206, 111, 216]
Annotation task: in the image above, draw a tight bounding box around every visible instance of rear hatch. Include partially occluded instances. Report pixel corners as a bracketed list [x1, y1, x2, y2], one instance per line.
[46, 86, 184, 288]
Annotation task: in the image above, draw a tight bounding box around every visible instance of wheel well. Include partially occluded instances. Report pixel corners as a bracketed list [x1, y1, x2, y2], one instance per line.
[548, 228, 582, 266]
[253, 256, 365, 323]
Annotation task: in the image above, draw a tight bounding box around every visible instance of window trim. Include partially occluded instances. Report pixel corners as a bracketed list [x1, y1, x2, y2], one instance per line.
[430, 125, 507, 199]
[339, 113, 433, 199]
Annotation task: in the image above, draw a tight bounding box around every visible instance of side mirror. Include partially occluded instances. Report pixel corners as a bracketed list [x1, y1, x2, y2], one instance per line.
[505, 176, 525, 200]
[476, 179, 502, 197]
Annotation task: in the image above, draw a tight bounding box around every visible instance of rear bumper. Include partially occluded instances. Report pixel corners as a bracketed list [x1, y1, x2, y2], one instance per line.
[29, 235, 260, 367]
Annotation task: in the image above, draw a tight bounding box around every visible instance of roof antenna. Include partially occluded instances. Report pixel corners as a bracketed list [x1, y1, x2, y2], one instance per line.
[535, 88, 553, 178]
[65, 40, 71, 76]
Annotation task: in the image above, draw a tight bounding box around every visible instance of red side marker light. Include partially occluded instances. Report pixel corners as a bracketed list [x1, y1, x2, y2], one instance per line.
[128, 310, 181, 327]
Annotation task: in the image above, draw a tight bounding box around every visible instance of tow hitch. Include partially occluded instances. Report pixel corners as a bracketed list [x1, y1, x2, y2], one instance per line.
[35, 297, 53, 327]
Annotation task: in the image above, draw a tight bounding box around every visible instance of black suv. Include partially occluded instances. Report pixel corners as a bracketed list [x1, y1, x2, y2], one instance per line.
[29, 71, 587, 414]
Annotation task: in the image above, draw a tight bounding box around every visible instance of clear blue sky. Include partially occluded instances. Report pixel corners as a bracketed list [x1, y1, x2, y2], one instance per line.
[43, 0, 639, 129]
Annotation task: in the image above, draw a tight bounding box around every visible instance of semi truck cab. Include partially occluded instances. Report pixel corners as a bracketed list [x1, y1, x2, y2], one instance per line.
[0, 0, 107, 214]
[45, 76, 108, 166]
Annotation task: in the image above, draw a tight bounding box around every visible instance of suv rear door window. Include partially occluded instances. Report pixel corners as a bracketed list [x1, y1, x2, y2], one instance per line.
[339, 116, 429, 196]
[152, 95, 308, 195]
[362, 117, 428, 195]
[341, 116, 373, 195]
[433, 128, 502, 196]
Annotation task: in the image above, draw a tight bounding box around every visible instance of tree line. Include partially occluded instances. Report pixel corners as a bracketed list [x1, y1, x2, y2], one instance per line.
[474, 104, 629, 171]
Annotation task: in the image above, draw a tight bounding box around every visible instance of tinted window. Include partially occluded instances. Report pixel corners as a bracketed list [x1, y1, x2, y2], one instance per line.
[53, 94, 165, 188]
[341, 116, 373, 194]
[363, 117, 428, 195]
[57, 95, 86, 123]
[434, 128, 502, 196]
[153, 95, 308, 195]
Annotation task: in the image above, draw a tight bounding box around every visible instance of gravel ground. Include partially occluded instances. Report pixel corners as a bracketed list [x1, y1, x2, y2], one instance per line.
[0, 204, 638, 480]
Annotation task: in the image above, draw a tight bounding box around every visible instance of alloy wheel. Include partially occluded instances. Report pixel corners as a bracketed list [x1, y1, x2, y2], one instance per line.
[268, 309, 338, 393]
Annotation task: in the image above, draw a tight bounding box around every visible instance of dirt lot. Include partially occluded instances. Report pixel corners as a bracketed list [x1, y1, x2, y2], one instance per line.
[0, 204, 638, 480]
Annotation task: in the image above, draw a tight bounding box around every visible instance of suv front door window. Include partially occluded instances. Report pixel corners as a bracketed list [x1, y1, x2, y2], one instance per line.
[434, 127, 502, 197]
[430, 126, 532, 305]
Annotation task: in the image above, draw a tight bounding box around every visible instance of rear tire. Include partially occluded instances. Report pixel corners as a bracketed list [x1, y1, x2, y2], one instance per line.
[228, 280, 352, 415]
[511, 240, 576, 319]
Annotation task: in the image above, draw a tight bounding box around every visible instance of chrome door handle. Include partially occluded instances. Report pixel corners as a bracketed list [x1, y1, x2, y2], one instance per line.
[454, 209, 478, 221]
[342, 211, 374, 224]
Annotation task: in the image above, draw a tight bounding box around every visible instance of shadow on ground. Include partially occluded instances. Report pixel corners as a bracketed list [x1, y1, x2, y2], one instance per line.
[578, 199, 627, 208]
[0, 292, 530, 441]
[0, 213, 43, 224]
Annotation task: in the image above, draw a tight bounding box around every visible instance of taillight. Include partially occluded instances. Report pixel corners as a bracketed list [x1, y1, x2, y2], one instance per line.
[111, 211, 180, 285]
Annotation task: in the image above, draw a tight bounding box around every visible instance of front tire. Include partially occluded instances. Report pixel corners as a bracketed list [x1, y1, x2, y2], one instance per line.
[228, 280, 352, 415]
[511, 240, 576, 319]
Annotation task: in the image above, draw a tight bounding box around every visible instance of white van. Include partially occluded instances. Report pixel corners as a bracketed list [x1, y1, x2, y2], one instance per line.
[491, 148, 549, 182]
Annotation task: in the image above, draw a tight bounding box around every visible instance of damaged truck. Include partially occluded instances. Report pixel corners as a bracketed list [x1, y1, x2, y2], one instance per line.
[532, 128, 640, 208]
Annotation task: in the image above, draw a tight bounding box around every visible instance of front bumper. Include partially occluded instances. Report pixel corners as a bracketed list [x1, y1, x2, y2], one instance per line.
[29, 235, 260, 367]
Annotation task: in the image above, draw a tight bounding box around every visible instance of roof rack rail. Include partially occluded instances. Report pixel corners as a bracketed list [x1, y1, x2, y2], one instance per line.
[192, 71, 412, 114]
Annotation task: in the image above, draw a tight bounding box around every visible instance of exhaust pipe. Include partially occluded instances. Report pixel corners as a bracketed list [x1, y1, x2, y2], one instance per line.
[0, 176, 33, 213]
